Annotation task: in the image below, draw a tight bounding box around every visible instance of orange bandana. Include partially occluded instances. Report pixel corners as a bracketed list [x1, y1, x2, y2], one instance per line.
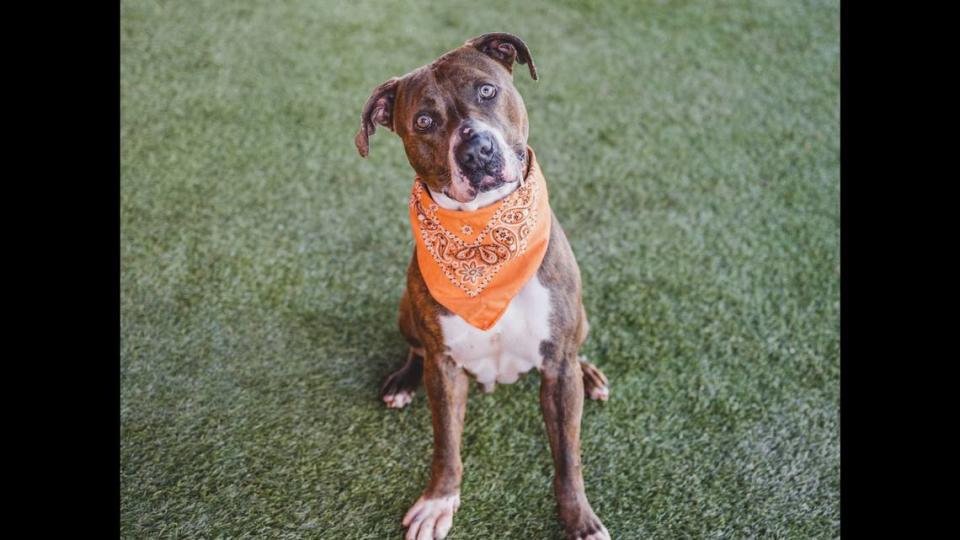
[409, 147, 551, 330]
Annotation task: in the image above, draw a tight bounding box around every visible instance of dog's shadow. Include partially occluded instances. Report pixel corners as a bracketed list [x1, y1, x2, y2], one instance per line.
[291, 290, 440, 535]
[293, 289, 409, 402]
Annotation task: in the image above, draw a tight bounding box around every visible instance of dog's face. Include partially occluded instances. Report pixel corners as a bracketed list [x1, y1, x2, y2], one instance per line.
[356, 33, 538, 204]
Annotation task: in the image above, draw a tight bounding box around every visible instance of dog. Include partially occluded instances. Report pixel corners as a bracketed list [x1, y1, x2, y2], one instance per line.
[355, 33, 611, 540]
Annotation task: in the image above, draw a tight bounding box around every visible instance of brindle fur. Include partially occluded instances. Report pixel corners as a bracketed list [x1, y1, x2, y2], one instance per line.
[357, 33, 610, 539]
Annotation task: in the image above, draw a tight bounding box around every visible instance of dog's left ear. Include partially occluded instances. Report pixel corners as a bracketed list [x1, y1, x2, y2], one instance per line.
[466, 33, 538, 81]
[355, 77, 401, 158]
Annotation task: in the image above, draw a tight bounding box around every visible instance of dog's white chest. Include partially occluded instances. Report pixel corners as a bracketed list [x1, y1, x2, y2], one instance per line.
[438, 275, 552, 388]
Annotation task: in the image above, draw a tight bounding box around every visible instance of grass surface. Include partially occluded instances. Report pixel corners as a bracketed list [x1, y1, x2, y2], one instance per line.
[120, 1, 840, 537]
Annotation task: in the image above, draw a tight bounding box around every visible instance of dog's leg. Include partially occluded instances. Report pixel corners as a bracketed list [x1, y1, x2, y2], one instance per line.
[576, 305, 609, 401]
[402, 354, 468, 540]
[381, 348, 424, 409]
[579, 356, 609, 402]
[541, 350, 610, 540]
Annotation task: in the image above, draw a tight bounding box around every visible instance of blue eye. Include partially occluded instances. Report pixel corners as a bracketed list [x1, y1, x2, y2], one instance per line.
[478, 84, 497, 100]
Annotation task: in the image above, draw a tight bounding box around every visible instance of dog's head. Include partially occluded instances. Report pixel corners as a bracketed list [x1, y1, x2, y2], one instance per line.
[355, 33, 538, 205]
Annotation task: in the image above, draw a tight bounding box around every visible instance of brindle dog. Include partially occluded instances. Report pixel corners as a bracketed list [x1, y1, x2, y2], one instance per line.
[356, 33, 611, 540]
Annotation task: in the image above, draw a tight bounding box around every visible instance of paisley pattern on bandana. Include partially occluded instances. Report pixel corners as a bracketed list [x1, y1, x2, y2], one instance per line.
[410, 177, 540, 297]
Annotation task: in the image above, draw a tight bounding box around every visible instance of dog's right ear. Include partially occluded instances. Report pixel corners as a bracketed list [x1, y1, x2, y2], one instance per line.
[355, 77, 401, 158]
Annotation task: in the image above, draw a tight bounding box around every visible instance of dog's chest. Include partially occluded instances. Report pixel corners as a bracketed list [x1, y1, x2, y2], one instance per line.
[438, 275, 552, 389]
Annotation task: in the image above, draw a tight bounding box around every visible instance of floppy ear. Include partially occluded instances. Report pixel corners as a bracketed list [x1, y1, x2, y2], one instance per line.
[355, 77, 401, 158]
[465, 33, 538, 81]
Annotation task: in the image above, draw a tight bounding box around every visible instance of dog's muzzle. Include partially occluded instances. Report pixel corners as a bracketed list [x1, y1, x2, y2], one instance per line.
[454, 125, 506, 190]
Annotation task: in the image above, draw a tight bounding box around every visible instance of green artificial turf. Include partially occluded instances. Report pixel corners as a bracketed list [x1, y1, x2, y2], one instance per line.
[121, 0, 839, 537]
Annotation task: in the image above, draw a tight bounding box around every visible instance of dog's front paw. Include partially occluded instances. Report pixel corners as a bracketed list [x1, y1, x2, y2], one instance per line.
[402, 493, 460, 540]
[563, 505, 610, 540]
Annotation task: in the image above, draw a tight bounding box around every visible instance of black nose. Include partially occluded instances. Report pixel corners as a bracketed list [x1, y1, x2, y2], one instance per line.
[455, 130, 495, 174]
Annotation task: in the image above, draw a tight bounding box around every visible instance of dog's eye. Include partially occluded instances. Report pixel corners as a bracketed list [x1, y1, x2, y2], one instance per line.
[478, 84, 497, 100]
[415, 114, 434, 130]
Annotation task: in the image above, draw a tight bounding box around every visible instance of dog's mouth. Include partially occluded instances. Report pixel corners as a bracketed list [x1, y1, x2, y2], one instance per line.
[442, 170, 482, 203]
[444, 150, 526, 203]
[476, 172, 508, 192]
[443, 170, 508, 203]
[479, 178, 504, 192]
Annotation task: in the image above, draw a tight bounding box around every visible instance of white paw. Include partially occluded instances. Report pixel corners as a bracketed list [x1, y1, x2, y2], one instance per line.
[568, 510, 610, 540]
[383, 390, 414, 409]
[402, 494, 460, 540]
[588, 385, 609, 401]
[577, 527, 610, 540]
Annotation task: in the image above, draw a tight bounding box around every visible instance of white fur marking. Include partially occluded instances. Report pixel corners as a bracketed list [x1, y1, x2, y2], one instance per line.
[383, 390, 414, 409]
[438, 275, 552, 388]
[403, 494, 460, 540]
[429, 182, 518, 211]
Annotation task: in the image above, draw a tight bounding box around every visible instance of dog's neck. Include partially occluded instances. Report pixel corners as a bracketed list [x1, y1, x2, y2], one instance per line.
[428, 182, 521, 212]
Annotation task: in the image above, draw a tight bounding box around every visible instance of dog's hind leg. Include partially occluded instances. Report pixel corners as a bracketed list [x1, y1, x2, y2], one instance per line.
[381, 348, 424, 409]
[576, 305, 609, 401]
[383, 288, 426, 409]
[580, 357, 609, 402]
